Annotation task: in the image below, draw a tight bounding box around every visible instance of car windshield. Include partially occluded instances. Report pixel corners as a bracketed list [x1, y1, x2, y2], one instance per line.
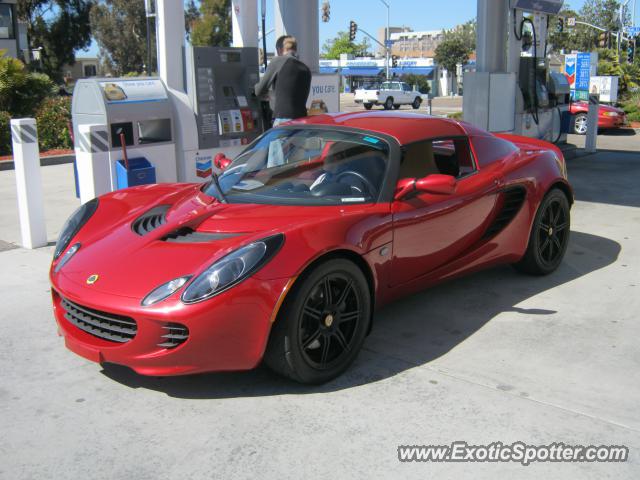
[204, 128, 389, 206]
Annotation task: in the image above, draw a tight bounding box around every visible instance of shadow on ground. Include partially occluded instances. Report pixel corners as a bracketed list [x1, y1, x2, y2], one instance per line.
[598, 128, 636, 137]
[568, 149, 640, 208]
[101, 230, 620, 399]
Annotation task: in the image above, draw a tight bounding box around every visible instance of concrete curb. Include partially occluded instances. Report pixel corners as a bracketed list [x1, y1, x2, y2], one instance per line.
[0, 154, 75, 171]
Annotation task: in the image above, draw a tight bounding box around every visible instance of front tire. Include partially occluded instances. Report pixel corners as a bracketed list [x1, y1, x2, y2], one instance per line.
[264, 259, 371, 384]
[412, 97, 422, 109]
[573, 113, 588, 135]
[514, 188, 570, 275]
[384, 97, 394, 110]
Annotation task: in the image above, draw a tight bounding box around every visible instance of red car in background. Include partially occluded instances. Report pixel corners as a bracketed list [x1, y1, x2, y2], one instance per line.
[50, 112, 572, 384]
[569, 101, 627, 135]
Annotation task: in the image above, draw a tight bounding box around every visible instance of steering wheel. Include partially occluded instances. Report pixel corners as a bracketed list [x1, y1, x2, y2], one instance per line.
[335, 170, 376, 196]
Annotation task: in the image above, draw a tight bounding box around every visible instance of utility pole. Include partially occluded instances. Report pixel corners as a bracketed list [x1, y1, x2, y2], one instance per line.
[379, 0, 390, 80]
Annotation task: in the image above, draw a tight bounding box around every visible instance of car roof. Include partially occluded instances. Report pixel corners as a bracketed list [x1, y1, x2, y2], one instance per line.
[290, 111, 471, 145]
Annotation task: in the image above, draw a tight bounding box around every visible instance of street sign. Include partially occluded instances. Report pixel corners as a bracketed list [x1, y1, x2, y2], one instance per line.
[624, 26, 640, 37]
[385, 40, 392, 47]
[567, 17, 576, 27]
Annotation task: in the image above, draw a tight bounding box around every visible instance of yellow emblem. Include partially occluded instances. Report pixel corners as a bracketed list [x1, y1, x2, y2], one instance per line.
[86, 274, 99, 285]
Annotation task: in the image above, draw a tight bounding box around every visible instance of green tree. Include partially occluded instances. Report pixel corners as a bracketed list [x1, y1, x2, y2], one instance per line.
[190, 0, 231, 47]
[552, 0, 630, 53]
[400, 73, 430, 94]
[444, 19, 475, 51]
[90, 0, 155, 76]
[184, 0, 202, 41]
[0, 51, 55, 117]
[548, 6, 580, 53]
[321, 32, 371, 59]
[434, 36, 471, 94]
[17, 0, 94, 82]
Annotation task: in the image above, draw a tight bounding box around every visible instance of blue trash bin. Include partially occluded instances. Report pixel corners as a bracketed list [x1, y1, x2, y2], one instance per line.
[116, 157, 156, 189]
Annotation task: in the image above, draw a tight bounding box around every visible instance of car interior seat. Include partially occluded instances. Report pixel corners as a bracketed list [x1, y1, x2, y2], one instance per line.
[398, 141, 438, 179]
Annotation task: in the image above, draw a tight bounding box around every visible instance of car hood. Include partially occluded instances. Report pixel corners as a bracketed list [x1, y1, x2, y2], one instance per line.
[55, 184, 341, 299]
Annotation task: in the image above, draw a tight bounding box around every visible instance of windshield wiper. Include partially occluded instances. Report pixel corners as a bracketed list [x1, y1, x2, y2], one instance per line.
[210, 172, 227, 203]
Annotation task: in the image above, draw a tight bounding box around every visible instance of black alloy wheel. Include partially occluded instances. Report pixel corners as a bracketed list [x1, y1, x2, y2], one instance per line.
[536, 196, 569, 268]
[264, 259, 371, 384]
[298, 273, 361, 370]
[514, 188, 570, 275]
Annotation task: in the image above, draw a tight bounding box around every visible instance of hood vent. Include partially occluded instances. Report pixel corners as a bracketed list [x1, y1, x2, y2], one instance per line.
[163, 227, 240, 243]
[132, 205, 169, 236]
[483, 186, 527, 239]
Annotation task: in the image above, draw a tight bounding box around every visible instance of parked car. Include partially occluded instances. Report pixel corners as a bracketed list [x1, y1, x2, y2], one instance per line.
[50, 112, 572, 384]
[569, 101, 627, 134]
[354, 81, 423, 110]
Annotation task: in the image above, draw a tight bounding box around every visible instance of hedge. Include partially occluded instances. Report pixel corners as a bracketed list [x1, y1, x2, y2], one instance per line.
[35, 96, 72, 152]
[0, 111, 10, 155]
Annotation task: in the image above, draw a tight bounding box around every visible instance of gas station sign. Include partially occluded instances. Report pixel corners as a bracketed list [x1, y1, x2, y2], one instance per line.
[564, 52, 598, 101]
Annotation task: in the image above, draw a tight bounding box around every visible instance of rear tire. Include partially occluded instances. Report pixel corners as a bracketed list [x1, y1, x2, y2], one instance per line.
[384, 97, 394, 110]
[364, 103, 373, 110]
[514, 188, 570, 275]
[264, 259, 371, 384]
[393, 104, 400, 110]
[412, 97, 422, 109]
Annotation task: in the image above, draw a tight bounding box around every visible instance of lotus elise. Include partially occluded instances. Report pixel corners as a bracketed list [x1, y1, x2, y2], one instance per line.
[50, 112, 572, 384]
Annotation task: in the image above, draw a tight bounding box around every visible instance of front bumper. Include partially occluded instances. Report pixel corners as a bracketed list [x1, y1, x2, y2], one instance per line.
[51, 273, 290, 376]
[599, 114, 626, 129]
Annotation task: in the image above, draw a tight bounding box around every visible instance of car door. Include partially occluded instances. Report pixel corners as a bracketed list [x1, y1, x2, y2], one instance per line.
[401, 83, 413, 103]
[390, 137, 502, 286]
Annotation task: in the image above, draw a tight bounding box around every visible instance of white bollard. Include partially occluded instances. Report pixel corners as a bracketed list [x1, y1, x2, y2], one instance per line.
[585, 94, 599, 153]
[10, 118, 47, 249]
[75, 124, 112, 204]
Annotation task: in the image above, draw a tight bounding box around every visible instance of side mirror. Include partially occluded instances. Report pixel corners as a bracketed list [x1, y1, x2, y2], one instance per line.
[394, 174, 457, 200]
[214, 153, 232, 171]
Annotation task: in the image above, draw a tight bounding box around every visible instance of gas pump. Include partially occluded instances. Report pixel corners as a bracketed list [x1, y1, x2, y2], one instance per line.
[182, 46, 265, 181]
[464, 0, 570, 143]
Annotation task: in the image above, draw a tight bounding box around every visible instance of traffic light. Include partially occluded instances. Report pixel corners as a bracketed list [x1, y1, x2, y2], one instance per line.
[597, 31, 607, 48]
[349, 20, 357, 41]
[391, 55, 398, 67]
[628, 41, 635, 63]
[321, 2, 330, 23]
[556, 17, 564, 33]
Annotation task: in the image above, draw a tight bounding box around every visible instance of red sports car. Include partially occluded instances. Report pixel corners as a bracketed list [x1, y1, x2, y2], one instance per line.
[569, 101, 627, 134]
[50, 112, 572, 384]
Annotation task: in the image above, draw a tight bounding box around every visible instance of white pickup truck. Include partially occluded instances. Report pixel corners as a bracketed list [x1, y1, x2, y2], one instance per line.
[354, 81, 423, 110]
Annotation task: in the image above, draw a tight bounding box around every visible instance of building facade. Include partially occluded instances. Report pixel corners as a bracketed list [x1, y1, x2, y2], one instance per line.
[390, 30, 445, 58]
[319, 56, 438, 95]
[0, 0, 27, 60]
[61, 57, 101, 82]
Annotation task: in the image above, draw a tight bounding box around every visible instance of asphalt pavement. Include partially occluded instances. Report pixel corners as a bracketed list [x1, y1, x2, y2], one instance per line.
[0, 129, 639, 479]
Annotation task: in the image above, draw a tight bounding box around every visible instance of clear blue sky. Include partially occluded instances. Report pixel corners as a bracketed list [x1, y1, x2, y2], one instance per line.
[78, 0, 638, 58]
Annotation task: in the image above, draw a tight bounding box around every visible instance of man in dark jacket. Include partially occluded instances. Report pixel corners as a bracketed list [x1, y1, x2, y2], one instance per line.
[254, 36, 312, 127]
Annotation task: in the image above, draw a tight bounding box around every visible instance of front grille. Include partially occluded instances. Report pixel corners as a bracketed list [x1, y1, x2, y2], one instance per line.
[158, 323, 189, 349]
[132, 205, 169, 236]
[61, 297, 137, 343]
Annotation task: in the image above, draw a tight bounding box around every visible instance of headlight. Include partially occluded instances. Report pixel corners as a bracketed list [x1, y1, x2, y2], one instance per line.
[142, 276, 191, 306]
[54, 243, 80, 273]
[181, 234, 284, 304]
[603, 111, 619, 117]
[54, 198, 99, 259]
